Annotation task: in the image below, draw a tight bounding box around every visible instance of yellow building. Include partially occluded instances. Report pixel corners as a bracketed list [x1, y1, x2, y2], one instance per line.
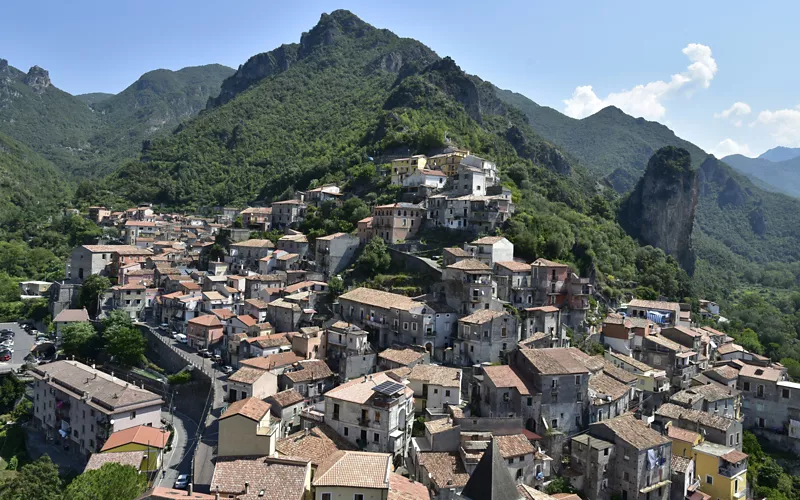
[391, 155, 428, 184]
[218, 397, 279, 458]
[667, 425, 703, 458]
[99, 424, 170, 471]
[428, 150, 469, 176]
[693, 442, 748, 500]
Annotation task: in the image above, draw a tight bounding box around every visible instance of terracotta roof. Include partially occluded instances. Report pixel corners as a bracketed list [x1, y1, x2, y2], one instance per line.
[471, 236, 507, 245]
[667, 426, 701, 443]
[83, 244, 152, 255]
[525, 305, 559, 313]
[671, 384, 738, 404]
[594, 414, 669, 450]
[338, 287, 420, 311]
[53, 308, 90, 323]
[228, 366, 271, 385]
[231, 239, 275, 248]
[606, 351, 656, 372]
[532, 258, 568, 268]
[187, 314, 221, 327]
[601, 362, 639, 385]
[202, 291, 226, 301]
[721, 450, 748, 464]
[444, 247, 471, 257]
[275, 424, 358, 466]
[245, 333, 290, 349]
[671, 455, 692, 474]
[458, 309, 508, 324]
[220, 397, 271, 422]
[707, 366, 739, 380]
[211, 456, 308, 500]
[268, 389, 304, 408]
[628, 299, 681, 313]
[519, 348, 597, 375]
[417, 452, 470, 490]
[494, 434, 536, 458]
[388, 473, 429, 500]
[325, 371, 413, 405]
[446, 259, 491, 272]
[101, 425, 170, 451]
[234, 314, 257, 327]
[655, 403, 736, 431]
[284, 360, 334, 383]
[589, 373, 630, 402]
[424, 418, 455, 435]
[241, 352, 303, 371]
[313, 451, 392, 489]
[495, 261, 532, 273]
[483, 365, 531, 396]
[31, 361, 163, 411]
[379, 347, 425, 366]
[212, 309, 236, 320]
[645, 334, 691, 353]
[550, 494, 581, 500]
[245, 298, 270, 309]
[85, 451, 144, 471]
[739, 364, 782, 382]
[409, 364, 461, 388]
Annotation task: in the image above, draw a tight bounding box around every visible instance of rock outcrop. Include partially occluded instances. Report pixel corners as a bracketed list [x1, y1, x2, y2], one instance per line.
[23, 65, 51, 93]
[619, 146, 699, 274]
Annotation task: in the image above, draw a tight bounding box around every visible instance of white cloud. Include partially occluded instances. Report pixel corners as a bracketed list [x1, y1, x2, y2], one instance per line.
[563, 43, 718, 120]
[753, 105, 800, 146]
[710, 138, 752, 158]
[714, 102, 751, 119]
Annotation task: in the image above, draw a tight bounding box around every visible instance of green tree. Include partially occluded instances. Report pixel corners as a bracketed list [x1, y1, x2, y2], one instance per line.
[355, 237, 391, 276]
[78, 274, 111, 318]
[0, 375, 24, 412]
[733, 328, 764, 355]
[544, 477, 576, 495]
[61, 322, 99, 361]
[103, 310, 133, 331]
[64, 463, 147, 500]
[328, 276, 345, 297]
[0, 455, 61, 500]
[104, 325, 145, 367]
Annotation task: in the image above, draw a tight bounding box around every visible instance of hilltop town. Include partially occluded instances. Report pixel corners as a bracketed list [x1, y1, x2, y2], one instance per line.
[0, 149, 794, 500]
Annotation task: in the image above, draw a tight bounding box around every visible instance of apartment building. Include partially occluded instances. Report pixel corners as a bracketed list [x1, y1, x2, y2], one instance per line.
[217, 398, 280, 458]
[323, 371, 414, 462]
[692, 442, 748, 500]
[640, 334, 699, 391]
[271, 199, 307, 230]
[370, 202, 425, 244]
[31, 361, 164, 456]
[653, 403, 742, 450]
[111, 283, 147, 320]
[323, 321, 377, 382]
[315, 232, 360, 278]
[670, 384, 741, 420]
[737, 363, 800, 437]
[407, 364, 462, 414]
[453, 309, 519, 365]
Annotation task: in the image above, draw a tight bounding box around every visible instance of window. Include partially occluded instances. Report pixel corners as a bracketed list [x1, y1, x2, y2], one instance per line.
[321, 494, 332, 500]
[551, 380, 557, 388]
[503, 392, 510, 402]
[624, 472, 630, 481]
[433, 388, 438, 395]
[735, 479, 739, 492]
[783, 388, 791, 398]
[131, 411, 136, 419]
[743, 382, 750, 391]
[374, 432, 380, 443]
[403, 322, 409, 331]
[445, 390, 451, 397]
[527, 397, 533, 406]
[706, 475, 713, 485]
[604, 448, 609, 456]
[758, 417, 765, 428]
[551, 419, 558, 428]
[501, 327, 507, 337]
[483, 330, 489, 338]
[577, 392, 582, 402]
[508, 458, 513, 465]
[575, 375, 581, 385]
[333, 404, 340, 420]
[375, 412, 381, 423]
[344, 427, 349, 436]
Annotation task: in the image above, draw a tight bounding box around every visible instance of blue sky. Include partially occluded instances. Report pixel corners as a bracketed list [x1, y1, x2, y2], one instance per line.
[3, 0, 798, 157]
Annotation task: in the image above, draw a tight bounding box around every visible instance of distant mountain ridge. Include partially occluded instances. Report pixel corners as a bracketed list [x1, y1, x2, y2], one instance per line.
[0, 58, 233, 177]
[722, 153, 800, 198]
[759, 146, 800, 163]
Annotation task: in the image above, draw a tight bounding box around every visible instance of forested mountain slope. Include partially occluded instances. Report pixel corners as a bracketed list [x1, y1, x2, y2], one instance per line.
[723, 153, 800, 198]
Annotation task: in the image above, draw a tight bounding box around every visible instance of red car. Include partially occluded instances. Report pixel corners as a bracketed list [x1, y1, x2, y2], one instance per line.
[0, 353, 10, 362]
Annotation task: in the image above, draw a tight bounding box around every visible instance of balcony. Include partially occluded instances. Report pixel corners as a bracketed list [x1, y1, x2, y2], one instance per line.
[719, 463, 747, 478]
[358, 418, 371, 427]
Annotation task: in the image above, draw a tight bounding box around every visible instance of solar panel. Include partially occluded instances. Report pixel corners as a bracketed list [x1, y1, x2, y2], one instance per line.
[372, 381, 405, 396]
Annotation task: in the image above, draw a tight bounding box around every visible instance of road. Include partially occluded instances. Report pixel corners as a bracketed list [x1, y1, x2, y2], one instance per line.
[141, 322, 226, 492]
[0, 322, 36, 372]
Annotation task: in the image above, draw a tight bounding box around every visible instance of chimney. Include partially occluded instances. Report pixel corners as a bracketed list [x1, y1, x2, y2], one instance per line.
[245, 481, 250, 495]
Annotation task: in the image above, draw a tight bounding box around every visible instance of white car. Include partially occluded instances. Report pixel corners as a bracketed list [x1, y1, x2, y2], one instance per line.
[221, 365, 233, 374]
[174, 474, 189, 489]
[174, 333, 188, 344]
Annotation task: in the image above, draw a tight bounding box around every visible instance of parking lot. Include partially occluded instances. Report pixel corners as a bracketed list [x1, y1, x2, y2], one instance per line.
[0, 322, 36, 372]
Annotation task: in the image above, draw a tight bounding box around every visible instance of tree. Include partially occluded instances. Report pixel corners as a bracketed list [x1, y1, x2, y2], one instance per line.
[105, 325, 145, 367]
[0, 455, 61, 500]
[64, 463, 147, 500]
[355, 237, 391, 276]
[733, 328, 764, 355]
[78, 274, 111, 318]
[328, 276, 345, 297]
[61, 322, 99, 361]
[103, 310, 133, 331]
[544, 476, 576, 495]
[0, 375, 24, 412]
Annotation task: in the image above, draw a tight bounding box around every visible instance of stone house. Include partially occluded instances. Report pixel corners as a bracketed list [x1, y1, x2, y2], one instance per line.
[217, 398, 280, 458]
[640, 334, 699, 391]
[323, 371, 414, 462]
[282, 360, 335, 402]
[185, 314, 223, 349]
[303, 184, 341, 206]
[277, 233, 310, 260]
[437, 258, 498, 315]
[407, 364, 462, 414]
[270, 199, 306, 230]
[240, 206, 272, 230]
[452, 310, 519, 365]
[266, 389, 306, 438]
[626, 299, 682, 327]
[227, 366, 278, 403]
[669, 383, 741, 420]
[653, 403, 742, 450]
[737, 363, 800, 437]
[322, 321, 377, 382]
[370, 202, 425, 244]
[495, 260, 533, 306]
[521, 306, 564, 347]
[53, 308, 91, 339]
[589, 372, 633, 423]
[111, 283, 147, 320]
[377, 347, 427, 371]
[315, 232, 360, 278]
[465, 236, 514, 267]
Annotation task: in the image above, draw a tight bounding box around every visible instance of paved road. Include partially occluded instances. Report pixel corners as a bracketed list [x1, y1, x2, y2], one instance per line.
[0, 322, 36, 372]
[157, 407, 198, 489]
[140, 322, 226, 492]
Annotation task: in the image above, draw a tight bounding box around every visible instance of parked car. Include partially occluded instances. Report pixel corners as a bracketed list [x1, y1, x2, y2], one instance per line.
[159, 323, 169, 330]
[221, 365, 233, 374]
[0, 328, 13, 335]
[212, 354, 222, 363]
[174, 474, 189, 490]
[174, 334, 188, 344]
[198, 349, 211, 358]
[0, 352, 10, 362]
[170, 331, 178, 339]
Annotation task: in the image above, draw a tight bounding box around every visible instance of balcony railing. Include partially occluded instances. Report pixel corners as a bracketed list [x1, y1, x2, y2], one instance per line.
[719, 464, 747, 478]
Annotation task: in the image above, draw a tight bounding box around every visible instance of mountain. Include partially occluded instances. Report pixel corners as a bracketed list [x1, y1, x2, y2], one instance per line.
[0, 59, 233, 177]
[722, 154, 800, 198]
[109, 10, 584, 208]
[759, 146, 800, 163]
[0, 131, 69, 240]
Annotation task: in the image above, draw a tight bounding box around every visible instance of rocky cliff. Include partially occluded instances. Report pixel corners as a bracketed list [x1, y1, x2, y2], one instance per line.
[619, 146, 699, 274]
